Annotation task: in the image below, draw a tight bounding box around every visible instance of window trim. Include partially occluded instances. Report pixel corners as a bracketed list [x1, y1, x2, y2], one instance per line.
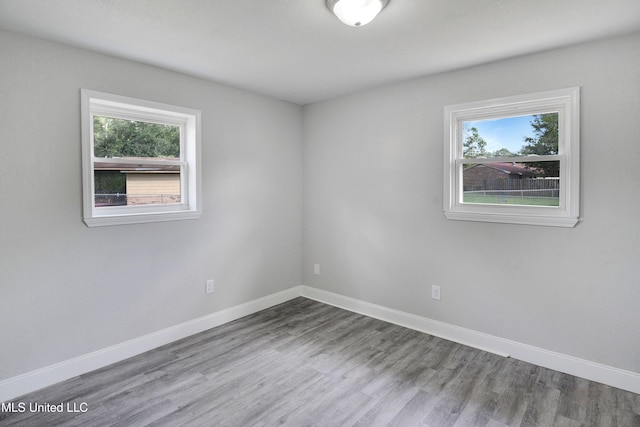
[443, 87, 580, 227]
[81, 89, 202, 227]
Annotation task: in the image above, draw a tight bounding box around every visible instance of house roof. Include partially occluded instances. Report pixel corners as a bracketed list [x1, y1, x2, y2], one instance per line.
[94, 159, 179, 173]
[467, 162, 540, 176]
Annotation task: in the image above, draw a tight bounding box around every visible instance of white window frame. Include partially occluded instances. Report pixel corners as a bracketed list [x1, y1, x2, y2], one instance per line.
[81, 89, 202, 227]
[443, 87, 580, 227]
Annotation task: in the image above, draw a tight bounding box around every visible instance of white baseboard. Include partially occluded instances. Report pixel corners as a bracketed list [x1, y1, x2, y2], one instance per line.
[3, 284, 638, 402]
[300, 285, 640, 395]
[0, 286, 302, 402]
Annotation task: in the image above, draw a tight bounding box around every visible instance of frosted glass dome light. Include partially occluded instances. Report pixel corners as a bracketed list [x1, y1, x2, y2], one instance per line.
[327, 0, 389, 27]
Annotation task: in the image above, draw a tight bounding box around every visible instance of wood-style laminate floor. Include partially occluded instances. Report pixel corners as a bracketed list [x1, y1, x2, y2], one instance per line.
[2, 297, 639, 426]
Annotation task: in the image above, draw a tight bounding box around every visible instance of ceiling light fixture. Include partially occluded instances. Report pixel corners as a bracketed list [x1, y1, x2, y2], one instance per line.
[326, 0, 389, 27]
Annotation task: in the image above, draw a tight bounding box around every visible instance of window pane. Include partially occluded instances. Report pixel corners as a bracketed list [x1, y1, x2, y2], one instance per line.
[462, 161, 560, 206]
[463, 113, 558, 159]
[93, 116, 180, 159]
[94, 161, 181, 207]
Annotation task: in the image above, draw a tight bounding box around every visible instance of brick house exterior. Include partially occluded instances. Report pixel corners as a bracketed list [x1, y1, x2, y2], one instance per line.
[463, 162, 539, 191]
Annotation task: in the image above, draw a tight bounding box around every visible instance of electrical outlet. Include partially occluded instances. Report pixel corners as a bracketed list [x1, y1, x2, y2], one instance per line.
[313, 264, 320, 275]
[205, 279, 215, 294]
[431, 285, 441, 301]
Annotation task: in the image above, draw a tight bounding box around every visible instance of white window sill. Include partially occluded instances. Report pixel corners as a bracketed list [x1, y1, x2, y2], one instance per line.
[84, 210, 201, 227]
[444, 210, 579, 227]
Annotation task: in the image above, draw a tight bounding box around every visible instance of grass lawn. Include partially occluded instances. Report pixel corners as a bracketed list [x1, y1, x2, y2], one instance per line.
[463, 193, 559, 206]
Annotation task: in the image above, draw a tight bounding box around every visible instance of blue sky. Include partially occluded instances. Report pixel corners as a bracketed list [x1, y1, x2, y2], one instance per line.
[465, 115, 536, 155]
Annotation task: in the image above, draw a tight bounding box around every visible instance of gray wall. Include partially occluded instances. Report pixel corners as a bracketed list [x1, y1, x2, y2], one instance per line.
[303, 32, 640, 373]
[0, 31, 303, 380]
[2, 28, 639, 383]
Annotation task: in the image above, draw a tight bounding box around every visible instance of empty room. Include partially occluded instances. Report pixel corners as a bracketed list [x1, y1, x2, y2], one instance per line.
[1, 0, 639, 425]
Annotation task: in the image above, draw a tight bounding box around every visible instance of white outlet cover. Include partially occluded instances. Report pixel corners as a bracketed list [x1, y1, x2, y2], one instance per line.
[206, 279, 215, 294]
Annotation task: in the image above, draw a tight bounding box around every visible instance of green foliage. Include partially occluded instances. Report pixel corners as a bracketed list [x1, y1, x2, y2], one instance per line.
[520, 114, 558, 155]
[93, 116, 180, 158]
[463, 126, 487, 159]
[491, 148, 515, 158]
[94, 171, 125, 194]
[519, 113, 559, 176]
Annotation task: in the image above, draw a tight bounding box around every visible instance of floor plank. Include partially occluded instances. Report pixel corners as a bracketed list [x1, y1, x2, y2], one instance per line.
[1, 297, 639, 426]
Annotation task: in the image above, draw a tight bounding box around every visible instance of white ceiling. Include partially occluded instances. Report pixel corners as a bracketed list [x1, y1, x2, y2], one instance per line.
[1, 0, 640, 105]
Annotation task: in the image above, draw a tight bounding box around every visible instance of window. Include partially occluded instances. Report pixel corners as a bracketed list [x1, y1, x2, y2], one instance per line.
[81, 90, 201, 226]
[443, 87, 580, 227]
